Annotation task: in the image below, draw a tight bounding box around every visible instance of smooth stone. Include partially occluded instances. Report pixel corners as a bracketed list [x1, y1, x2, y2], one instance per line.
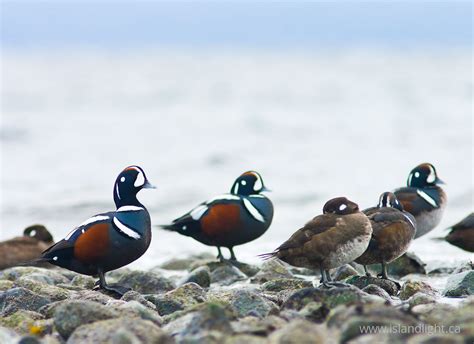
[211, 265, 247, 286]
[268, 319, 326, 344]
[225, 334, 268, 344]
[67, 317, 172, 344]
[0, 267, 70, 284]
[410, 303, 457, 326]
[121, 291, 157, 310]
[70, 275, 96, 289]
[251, 260, 294, 284]
[400, 280, 438, 300]
[406, 334, 464, 344]
[53, 300, 117, 339]
[0, 287, 51, 316]
[443, 271, 474, 297]
[14, 277, 70, 301]
[0, 280, 14, 292]
[298, 301, 330, 323]
[107, 300, 162, 326]
[231, 315, 287, 336]
[0, 326, 20, 343]
[346, 275, 399, 296]
[0, 310, 43, 334]
[145, 282, 206, 316]
[333, 264, 359, 281]
[281, 286, 366, 311]
[261, 278, 312, 292]
[115, 270, 176, 294]
[228, 289, 279, 318]
[73, 289, 115, 304]
[179, 266, 211, 288]
[361, 284, 392, 302]
[408, 292, 437, 308]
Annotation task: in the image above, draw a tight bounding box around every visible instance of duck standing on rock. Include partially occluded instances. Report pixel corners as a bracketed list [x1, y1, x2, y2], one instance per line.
[394, 163, 446, 238]
[260, 197, 372, 288]
[436, 213, 474, 252]
[0, 225, 54, 270]
[38, 166, 155, 295]
[160, 171, 273, 261]
[355, 192, 417, 283]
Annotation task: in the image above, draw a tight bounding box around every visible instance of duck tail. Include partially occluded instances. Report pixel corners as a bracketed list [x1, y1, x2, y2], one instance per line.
[257, 251, 278, 261]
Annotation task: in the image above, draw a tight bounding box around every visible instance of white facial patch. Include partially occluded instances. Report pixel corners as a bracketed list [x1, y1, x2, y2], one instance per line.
[134, 170, 145, 187]
[120, 177, 125, 182]
[414, 172, 420, 178]
[243, 198, 265, 223]
[53, 256, 58, 261]
[29, 230, 37, 237]
[115, 184, 121, 200]
[113, 217, 141, 239]
[339, 204, 347, 211]
[416, 190, 438, 207]
[190, 205, 209, 220]
[426, 165, 436, 183]
[253, 173, 263, 192]
[241, 180, 247, 185]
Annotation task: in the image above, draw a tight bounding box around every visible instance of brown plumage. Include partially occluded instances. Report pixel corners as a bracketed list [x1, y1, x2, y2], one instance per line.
[261, 197, 372, 286]
[0, 225, 54, 270]
[441, 213, 474, 252]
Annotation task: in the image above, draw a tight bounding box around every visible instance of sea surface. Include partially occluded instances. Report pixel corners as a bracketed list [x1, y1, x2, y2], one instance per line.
[1, 50, 472, 269]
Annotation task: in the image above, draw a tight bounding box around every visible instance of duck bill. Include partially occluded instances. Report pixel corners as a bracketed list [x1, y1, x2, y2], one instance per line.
[435, 177, 445, 185]
[143, 180, 156, 189]
[261, 186, 272, 192]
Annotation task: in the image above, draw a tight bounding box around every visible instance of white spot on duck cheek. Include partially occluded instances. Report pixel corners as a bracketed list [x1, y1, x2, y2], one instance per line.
[241, 180, 247, 185]
[29, 230, 37, 237]
[339, 204, 347, 211]
[182, 225, 187, 231]
[426, 166, 436, 183]
[253, 174, 263, 192]
[414, 172, 420, 178]
[134, 171, 145, 187]
[120, 177, 125, 182]
[53, 256, 58, 261]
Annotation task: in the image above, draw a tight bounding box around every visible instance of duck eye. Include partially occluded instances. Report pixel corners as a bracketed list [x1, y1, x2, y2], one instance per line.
[120, 177, 125, 182]
[241, 180, 247, 185]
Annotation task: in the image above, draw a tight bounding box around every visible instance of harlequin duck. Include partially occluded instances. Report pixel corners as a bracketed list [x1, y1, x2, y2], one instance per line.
[260, 197, 372, 287]
[39, 166, 155, 295]
[436, 213, 474, 252]
[160, 171, 273, 261]
[355, 192, 416, 281]
[394, 163, 446, 238]
[0, 225, 54, 270]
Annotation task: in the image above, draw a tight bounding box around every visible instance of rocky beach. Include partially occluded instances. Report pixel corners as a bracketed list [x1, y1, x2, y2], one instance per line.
[0, 252, 472, 343]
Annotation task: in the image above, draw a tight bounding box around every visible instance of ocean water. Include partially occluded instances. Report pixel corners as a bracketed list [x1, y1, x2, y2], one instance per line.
[1, 50, 472, 269]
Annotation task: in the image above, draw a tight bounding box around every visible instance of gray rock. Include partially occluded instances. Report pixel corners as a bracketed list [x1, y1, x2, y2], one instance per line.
[0, 267, 70, 284]
[261, 278, 312, 292]
[268, 319, 326, 344]
[67, 317, 173, 344]
[400, 280, 437, 300]
[231, 315, 287, 336]
[115, 270, 175, 294]
[345, 275, 399, 296]
[14, 277, 70, 301]
[251, 260, 294, 284]
[333, 264, 359, 281]
[225, 334, 268, 344]
[0, 310, 44, 334]
[406, 334, 464, 344]
[408, 292, 437, 308]
[281, 286, 366, 311]
[146, 282, 206, 316]
[0, 288, 51, 316]
[362, 284, 392, 302]
[53, 300, 117, 339]
[0, 326, 19, 343]
[70, 275, 96, 289]
[73, 289, 115, 304]
[443, 271, 474, 297]
[298, 302, 330, 323]
[228, 289, 278, 318]
[180, 266, 211, 288]
[410, 303, 457, 326]
[211, 265, 247, 286]
[160, 253, 215, 271]
[107, 300, 162, 326]
[228, 261, 260, 277]
[0, 280, 14, 292]
[387, 252, 426, 277]
[121, 291, 157, 310]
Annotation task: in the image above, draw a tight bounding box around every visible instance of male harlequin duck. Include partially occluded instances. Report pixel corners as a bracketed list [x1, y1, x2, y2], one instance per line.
[39, 166, 155, 295]
[394, 163, 446, 238]
[260, 197, 372, 287]
[160, 171, 273, 261]
[437, 213, 474, 252]
[355, 192, 416, 281]
[0, 225, 54, 270]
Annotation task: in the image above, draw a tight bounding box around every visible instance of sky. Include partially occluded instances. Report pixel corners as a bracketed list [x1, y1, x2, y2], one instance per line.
[1, 1, 472, 51]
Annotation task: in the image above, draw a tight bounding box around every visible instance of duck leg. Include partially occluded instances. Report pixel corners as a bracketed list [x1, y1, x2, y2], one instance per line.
[216, 247, 225, 262]
[363, 265, 372, 277]
[228, 247, 237, 261]
[319, 267, 333, 288]
[95, 268, 131, 297]
[378, 262, 401, 289]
